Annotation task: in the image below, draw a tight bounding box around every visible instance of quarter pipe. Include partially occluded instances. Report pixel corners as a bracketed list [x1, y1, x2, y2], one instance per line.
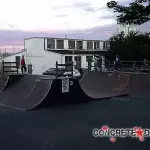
[124, 73, 150, 98]
[0, 75, 74, 110]
[0, 75, 41, 110]
[79, 71, 130, 99]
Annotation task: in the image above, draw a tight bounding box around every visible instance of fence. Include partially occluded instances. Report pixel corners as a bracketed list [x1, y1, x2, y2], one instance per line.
[105, 60, 150, 72]
[1, 60, 19, 74]
[86, 59, 150, 72]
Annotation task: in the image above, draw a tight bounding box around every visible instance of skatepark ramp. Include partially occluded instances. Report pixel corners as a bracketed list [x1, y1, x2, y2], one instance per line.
[0, 74, 90, 110]
[124, 73, 150, 98]
[79, 71, 130, 99]
[0, 75, 9, 92]
[0, 75, 42, 110]
[0, 71, 150, 111]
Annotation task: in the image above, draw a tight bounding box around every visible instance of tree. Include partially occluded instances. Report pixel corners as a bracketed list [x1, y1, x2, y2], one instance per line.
[107, 0, 150, 25]
[106, 31, 150, 61]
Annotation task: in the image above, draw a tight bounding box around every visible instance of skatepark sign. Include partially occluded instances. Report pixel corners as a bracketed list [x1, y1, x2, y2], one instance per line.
[62, 78, 69, 93]
[92, 125, 150, 142]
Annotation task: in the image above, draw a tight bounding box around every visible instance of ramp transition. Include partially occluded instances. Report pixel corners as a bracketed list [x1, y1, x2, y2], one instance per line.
[79, 71, 130, 99]
[0, 75, 9, 92]
[125, 73, 150, 98]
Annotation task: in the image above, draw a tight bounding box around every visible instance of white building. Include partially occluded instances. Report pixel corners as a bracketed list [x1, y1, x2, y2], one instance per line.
[2, 37, 108, 75]
[117, 23, 137, 36]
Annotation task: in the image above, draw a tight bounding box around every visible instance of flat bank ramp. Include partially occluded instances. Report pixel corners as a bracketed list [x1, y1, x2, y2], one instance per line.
[0, 75, 9, 92]
[79, 71, 130, 99]
[126, 73, 150, 98]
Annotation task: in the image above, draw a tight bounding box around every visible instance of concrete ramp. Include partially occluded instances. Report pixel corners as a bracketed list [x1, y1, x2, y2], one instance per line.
[125, 73, 150, 98]
[79, 71, 130, 99]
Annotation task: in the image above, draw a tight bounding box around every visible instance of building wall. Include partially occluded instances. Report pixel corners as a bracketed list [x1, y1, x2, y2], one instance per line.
[29, 51, 62, 74]
[83, 41, 87, 50]
[64, 39, 68, 49]
[24, 38, 63, 74]
[117, 24, 137, 36]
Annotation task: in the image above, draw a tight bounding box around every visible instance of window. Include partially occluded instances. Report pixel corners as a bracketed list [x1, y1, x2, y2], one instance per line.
[68, 40, 75, 49]
[57, 40, 64, 49]
[103, 42, 105, 50]
[47, 39, 55, 49]
[87, 41, 93, 49]
[74, 56, 81, 61]
[86, 56, 93, 62]
[106, 42, 110, 49]
[76, 41, 83, 49]
[16, 56, 21, 67]
[65, 56, 72, 62]
[94, 42, 99, 49]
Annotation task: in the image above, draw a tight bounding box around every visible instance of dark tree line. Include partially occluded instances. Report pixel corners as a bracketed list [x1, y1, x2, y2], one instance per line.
[106, 31, 150, 61]
[105, 0, 150, 61]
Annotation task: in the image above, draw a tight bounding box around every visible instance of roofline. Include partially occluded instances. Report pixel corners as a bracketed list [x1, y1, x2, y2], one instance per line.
[46, 49, 108, 55]
[2, 50, 25, 59]
[24, 37, 106, 42]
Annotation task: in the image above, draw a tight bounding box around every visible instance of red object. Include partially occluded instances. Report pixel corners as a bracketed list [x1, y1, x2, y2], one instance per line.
[135, 127, 144, 138]
[21, 58, 25, 65]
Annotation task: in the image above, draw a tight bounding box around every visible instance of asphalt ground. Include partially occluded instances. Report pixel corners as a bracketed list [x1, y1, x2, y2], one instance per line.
[0, 96, 150, 150]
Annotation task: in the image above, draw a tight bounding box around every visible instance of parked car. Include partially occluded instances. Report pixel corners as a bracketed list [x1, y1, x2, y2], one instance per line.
[63, 69, 81, 78]
[42, 68, 82, 78]
[42, 68, 66, 76]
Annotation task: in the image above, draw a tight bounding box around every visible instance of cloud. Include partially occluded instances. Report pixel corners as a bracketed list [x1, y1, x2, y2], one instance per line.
[55, 14, 69, 18]
[83, 6, 97, 12]
[72, 1, 91, 7]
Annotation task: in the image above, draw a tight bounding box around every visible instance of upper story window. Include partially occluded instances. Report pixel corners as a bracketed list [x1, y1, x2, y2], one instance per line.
[76, 41, 83, 50]
[87, 41, 93, 49]
[103, 42, 109, 50]
[57, 40, 64, 49]
[86, 56, 93, 62]
[47, 39, 55, 49]
[94, 41, 99, 49]
[68, 40, 75, 49]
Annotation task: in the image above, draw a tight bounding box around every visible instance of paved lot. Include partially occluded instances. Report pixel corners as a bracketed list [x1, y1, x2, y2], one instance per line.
[0, 96, 150, 150]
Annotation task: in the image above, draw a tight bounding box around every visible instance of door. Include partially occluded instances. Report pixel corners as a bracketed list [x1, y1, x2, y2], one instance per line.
[28, 64, 32, 74]
[15, 56, 21, 68]
[65, 56, 73, 70]
[74, 56, 81, 70]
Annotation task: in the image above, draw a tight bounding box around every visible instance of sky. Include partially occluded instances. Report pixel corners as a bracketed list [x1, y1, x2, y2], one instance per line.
[0, 0, 149, 53]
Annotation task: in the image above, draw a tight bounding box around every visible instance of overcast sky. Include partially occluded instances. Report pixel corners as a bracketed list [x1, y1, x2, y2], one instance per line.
[0, 0, 149, 52]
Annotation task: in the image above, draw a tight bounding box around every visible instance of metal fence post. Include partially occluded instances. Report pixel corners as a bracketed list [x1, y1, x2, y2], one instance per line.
[71, 61, 73, 79]
[16, 62, 18, 74]
[56, 61, 58, 79]
[2, 60, 4, 74]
